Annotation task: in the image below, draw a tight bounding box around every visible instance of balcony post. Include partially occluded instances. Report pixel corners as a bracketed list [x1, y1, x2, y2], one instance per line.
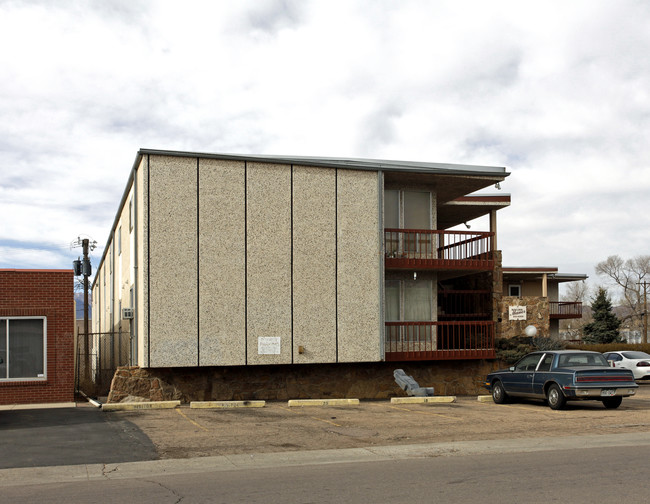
[489, 210, 497, 251]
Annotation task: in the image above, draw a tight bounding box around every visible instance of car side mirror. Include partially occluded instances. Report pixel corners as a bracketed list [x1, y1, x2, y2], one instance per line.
[509, 366, 515, 372]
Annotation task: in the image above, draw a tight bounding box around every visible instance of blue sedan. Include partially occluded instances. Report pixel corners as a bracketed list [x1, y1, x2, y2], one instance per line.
[484, 350, 638, 410]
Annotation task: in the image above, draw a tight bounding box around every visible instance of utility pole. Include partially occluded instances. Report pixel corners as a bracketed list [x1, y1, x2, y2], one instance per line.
[72, 237, 96, 383]
[639, 281, 649, 344]
[82, 238, 90, 378]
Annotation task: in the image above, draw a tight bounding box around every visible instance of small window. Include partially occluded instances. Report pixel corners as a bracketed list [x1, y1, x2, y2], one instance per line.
[118, 226, 122, 255]
[129, 197, 134, 231]
[0, 318, 46, 380]
[508, 284, 521, 297]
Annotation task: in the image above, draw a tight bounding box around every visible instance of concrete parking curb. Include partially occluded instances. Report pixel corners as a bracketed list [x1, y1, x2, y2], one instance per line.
[390, 396, 456, 404]
[190, 400, 266, 409]
[287, 398, 360, 407]
[477, 395, 493, 403]
[0, 402, 76, 411]
[101, 400, 181, 411]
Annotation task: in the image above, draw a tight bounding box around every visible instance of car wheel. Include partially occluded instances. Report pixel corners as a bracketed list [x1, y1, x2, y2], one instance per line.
[547, 384, 566, 410]
[602, 396, 622, 409]
[492, 380, 509, 404]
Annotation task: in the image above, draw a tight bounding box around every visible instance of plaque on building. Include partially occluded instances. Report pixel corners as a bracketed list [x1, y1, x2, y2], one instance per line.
[258, 336, 281, 355]
[509, 306, 527, 321]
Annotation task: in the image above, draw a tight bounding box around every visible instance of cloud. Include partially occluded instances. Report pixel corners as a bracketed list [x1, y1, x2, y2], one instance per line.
[0, 0, 648, 290]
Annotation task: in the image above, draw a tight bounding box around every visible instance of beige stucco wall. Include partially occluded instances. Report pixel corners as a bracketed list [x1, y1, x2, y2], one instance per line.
[98, 155, 386, 369]
[520, 280, 559, 301]
[336, 169, 381, 362]
[246, 162, 293, 365]
[198, 158, 246, 366]
[148, 155, 198, 367]
[293, 165, 337, 363]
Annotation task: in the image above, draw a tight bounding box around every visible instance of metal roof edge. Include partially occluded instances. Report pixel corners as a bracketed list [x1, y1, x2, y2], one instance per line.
[91, 155, 140, 290]
[137, 148, 510, 177]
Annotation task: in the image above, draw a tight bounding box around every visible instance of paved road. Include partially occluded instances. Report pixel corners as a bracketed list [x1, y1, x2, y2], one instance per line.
[0, 404, 157, 469]
[1, 432, 650, 503]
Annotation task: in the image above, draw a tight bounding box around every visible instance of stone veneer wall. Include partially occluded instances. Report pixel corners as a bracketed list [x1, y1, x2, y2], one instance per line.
[498, 296, 550, 339]
[107, 360, 502, 403]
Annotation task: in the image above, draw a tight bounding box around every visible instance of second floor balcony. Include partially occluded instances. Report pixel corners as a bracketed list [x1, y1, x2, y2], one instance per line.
[550, 301, 583, 319]
[385, 229, 494, 271]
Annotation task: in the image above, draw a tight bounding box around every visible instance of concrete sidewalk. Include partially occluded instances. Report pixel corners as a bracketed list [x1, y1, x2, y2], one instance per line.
[3, 431, 650, 487]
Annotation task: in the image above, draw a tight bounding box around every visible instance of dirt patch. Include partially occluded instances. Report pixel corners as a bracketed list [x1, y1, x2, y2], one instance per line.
[107, 384, 650, 460]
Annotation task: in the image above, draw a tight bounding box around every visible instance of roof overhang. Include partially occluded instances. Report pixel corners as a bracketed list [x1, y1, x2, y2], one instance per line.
[438, 194, 511, 229]
[503, 267, 588, 283]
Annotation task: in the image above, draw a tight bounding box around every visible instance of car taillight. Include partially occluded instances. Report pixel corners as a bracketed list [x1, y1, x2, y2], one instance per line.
[636, 361, 650, 367]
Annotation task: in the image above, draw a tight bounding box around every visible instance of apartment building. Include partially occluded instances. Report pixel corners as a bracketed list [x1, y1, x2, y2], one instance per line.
[92, 149, 511, 373]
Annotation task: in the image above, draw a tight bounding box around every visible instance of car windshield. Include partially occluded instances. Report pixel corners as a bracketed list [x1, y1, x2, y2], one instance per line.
[557, 353, 609, 367]
[622, 351, 650, 360]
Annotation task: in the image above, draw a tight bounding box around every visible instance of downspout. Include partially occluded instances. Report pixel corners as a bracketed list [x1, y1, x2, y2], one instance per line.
[133, 168, 139, 367]
[378, 170, 385, 360]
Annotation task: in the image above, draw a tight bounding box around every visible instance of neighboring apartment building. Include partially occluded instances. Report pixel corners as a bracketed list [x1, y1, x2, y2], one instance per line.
[92, 149, 511, 371]
[0, 269, 75, 406]
[501, 267, 586, 338]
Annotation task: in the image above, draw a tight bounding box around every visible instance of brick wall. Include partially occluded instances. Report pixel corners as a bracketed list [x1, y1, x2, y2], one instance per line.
[0, 269, 75, 405]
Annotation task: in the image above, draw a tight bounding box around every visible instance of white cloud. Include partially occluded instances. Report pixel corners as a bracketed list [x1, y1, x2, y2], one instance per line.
[0, 0, 649, 291]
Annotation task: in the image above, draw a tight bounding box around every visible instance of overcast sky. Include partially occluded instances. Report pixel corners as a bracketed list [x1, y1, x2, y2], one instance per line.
[1, 0, 648, 295]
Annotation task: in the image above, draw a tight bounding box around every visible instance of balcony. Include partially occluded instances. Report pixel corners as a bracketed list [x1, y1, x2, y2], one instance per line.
[438, 289, 492, 320]
[550, 301, 583, 319]
[385, 321, 495, 361]
[385, 229, 494, 270]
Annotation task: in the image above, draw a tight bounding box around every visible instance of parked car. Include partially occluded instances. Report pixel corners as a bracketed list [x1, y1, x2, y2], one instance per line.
[603, 351, 650, 381]
[484, 350, 638, 410]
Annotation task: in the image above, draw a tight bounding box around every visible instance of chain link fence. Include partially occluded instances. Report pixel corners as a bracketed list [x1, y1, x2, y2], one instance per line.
[76, 330, 131, 397]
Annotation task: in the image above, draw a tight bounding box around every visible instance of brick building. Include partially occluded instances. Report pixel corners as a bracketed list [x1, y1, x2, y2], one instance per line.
[0, 269, 75, 406]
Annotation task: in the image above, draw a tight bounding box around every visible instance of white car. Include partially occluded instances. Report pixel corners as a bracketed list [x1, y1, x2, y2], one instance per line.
[603, 351, 650, 381]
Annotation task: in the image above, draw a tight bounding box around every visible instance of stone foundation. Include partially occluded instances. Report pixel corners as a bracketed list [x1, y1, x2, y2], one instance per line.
[107, 360, 502, 403]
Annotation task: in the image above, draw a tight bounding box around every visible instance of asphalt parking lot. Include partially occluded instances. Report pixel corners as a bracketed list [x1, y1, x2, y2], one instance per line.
[2, 384, 649, 469]
[0, 404, 156, 469]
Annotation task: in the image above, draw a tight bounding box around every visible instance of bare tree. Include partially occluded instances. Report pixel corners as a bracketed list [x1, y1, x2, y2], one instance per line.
[562, 280, 590, 303]
[595, 255, 650, 329]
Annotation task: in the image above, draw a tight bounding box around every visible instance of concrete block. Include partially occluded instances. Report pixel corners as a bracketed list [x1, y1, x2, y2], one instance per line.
[190, 400, 266, 409]
[390, 396, 456, 404]
[102, 400, 181, 411]
[287, 398, 360, 407]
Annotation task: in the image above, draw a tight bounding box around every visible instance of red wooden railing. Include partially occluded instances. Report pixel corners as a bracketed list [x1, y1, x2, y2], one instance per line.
[385, 229, 494, 270]
[385, 321, 495, 361]
[549, 301, 583, 319]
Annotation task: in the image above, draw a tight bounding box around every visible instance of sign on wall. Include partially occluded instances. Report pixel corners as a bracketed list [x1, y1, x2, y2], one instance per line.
[508, 306, 527, 321]
[258, 337, 281, 355]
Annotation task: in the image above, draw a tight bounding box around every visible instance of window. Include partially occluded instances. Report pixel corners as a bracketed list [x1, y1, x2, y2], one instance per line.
[508, 284, 521, 297]
[384, 190, 431, 229]
[118, 226, 122, 255]
[384, 190, 432, 256]
[515, 353, 542, 372]
[385, 280, 433, 321]
[0, 318, 46, 380]
[538, 354, 553, 372]
[129, 196, 134, 231]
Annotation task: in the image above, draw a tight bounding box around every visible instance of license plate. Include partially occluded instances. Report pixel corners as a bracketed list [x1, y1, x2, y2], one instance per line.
[601, 389, 616, 397]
